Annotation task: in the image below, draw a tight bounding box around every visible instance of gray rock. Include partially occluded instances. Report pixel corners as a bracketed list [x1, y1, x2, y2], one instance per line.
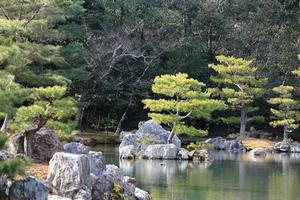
[119, 145, 136, 159]
[73, 188, 92, 200]
[63, 142, 89, 154]
[119, 134, 138, 149]
[7, 133, 24, 154]
[144, 144, 178, 159]
[250, 147, 274, 157]
[206, 137, 245, 152]
[122, 176, 136, 199]
[48, 195, 72, 200]
[91, 164, 123, 200]
[9, 176, 48, 200]
[88, 151, 106, 176]
[7, 128, 62, 162]
[135, 187, 151, 200]
[0, 175, 12, 198]
[0, 151, 8, 161]
[177, 148, 189, 160]
[188, 149, 213, 161]
[135, 120, 181, 147]
[47, 152, 91, 198]
[275, 142, 300, 153]
[119, 131, 135, 141]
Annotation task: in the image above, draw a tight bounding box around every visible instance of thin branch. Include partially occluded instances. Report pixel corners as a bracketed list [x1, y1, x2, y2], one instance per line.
[22, 4, 43, 27]
[179, 111, 192, 119]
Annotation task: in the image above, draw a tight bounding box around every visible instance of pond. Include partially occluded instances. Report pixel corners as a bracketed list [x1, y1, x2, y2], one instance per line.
[92, 145, 300, 200]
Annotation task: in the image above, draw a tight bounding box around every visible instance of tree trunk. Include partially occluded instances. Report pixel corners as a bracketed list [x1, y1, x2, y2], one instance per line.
[75, 107, 85, 130]
[24, 132, 34, 158]
[283, 125, 288, 143]
[240, 105, 247, 139]
[0, 112, 12, 132]
[22, 119, 46, 157]
[115, 107, 129, 135]
[167, 123, 176, 144]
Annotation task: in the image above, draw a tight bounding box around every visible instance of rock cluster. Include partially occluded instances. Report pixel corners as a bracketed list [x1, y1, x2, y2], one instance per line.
[119, 121, 214, 161]
[205, 137, 245, 152]
[47, 142, 151, 200]
[274, 142, 300, 153]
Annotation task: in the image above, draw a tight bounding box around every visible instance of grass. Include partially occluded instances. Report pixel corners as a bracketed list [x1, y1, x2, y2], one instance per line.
[242, 137, 275, 150]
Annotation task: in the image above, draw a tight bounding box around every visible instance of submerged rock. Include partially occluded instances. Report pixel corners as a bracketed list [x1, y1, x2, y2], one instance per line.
[63, 142, 89, 154]
[9, 176, 48, 200]
[47, 152, 91, 198]
[250, 147, 274, 157]
[143, 144, 178, 159]
[206, 137, 245, 152]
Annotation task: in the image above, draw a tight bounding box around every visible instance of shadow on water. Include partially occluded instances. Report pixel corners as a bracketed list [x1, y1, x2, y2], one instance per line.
[92, 145, 300, 200]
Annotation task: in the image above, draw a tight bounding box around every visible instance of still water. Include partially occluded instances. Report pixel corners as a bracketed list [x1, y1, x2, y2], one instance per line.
[93, 145, 300, 200]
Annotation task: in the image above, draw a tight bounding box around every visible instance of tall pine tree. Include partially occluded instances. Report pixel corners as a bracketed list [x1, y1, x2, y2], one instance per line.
[209, 55, 267, 138]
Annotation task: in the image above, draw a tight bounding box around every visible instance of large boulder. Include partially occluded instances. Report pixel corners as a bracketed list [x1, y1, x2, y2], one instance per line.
[63, 142, 89, 154]
[206, 137, 245, 152]
[88, 151, 106, 176]
[135, 187, 151, 200]
[143, 144, 178, 159]
[275, 142, 300, 153]
[136, 121, 181, 147]
[31, 128, 62, 162]
[7, 128, 62, 162]
[47, 152, 91, 199]
[9, 176, 48, 200]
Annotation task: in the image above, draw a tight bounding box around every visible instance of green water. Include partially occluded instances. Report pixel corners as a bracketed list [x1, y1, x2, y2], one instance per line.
[92, 145, 300, 200]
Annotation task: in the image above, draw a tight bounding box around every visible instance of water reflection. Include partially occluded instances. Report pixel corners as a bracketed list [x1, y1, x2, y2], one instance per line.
[95, 145, 300, 200]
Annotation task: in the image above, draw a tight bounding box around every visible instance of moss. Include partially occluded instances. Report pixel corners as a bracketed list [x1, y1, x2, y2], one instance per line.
[110, 184, 129, 200]
[187, 141, 214, 150]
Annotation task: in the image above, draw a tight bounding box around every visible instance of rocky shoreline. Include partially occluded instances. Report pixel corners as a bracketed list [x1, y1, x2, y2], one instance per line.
[0, 140, 151, 200]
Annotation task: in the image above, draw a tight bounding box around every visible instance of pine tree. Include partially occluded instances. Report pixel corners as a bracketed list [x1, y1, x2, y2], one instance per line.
[0, 1, 86, 147]
[268, 85, 299, 142]
[143, 73, 223, 143]
[209, 55, 268, 138]
[10, 86, 78, 157]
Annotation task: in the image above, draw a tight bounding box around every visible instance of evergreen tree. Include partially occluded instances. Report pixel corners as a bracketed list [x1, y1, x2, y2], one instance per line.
[268, 85, 299, 142]
[0, 0, 85, 138]
[209, 55, 268, 138]
[10, 86, 78, 157]
[143, 73, 223, 143]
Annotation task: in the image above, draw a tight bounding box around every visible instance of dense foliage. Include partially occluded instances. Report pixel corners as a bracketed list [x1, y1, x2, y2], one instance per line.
[143, 73, 223, 142]
[0, 0, 299, 141]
